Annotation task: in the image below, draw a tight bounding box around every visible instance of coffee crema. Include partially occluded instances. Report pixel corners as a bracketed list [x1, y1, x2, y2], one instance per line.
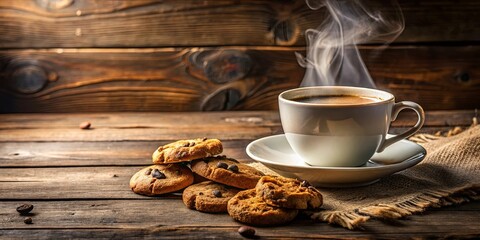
[290, 95, 382, 105]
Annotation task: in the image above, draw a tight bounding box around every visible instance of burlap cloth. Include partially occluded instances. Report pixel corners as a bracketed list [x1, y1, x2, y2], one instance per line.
[249, 124, 480, 229]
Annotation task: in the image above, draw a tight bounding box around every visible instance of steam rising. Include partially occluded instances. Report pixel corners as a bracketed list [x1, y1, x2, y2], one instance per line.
[296, 0, 404, 87]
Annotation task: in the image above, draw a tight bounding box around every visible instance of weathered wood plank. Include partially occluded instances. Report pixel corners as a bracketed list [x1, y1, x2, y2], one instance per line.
[0, 110, 474, 129]
[0, 229, 477, 240]
[0, 126, 469, 167]
[0, 0, 478, 48]
[0, 112, 281, 129]
[0, 109, 474, 167]
[0, 166, 156, 199]
[0, 111, 474, 142]
[0, 140, 252, 167]
[0, 200, 479, 239]
[0, 200, 234, 228]
[1, 46, 479, 112]
[0, 126, 281, 142]
[0, 48, 303, 112]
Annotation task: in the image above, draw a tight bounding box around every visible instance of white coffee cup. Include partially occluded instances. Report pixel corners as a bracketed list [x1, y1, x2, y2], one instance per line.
[278, 86, 425, 167]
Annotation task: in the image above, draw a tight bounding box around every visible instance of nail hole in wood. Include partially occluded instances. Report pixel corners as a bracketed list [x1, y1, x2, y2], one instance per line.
[48, 72, 59, 82]
[455, 72, 470, 83]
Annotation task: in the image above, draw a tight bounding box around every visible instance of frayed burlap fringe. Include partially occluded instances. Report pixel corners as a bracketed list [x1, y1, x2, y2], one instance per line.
[309, 211, 369, 230]
[409, 116, 478, 143]
[309, 185, 480, 230]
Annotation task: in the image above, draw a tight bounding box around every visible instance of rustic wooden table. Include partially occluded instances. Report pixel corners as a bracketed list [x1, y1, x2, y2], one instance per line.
[1, 110, 479, 239]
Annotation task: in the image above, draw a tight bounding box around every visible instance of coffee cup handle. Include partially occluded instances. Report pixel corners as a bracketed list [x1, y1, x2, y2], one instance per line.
[377, 101, 425, 152]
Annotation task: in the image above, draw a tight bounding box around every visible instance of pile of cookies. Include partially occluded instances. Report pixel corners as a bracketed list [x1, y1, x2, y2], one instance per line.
[228, 175, 323, 226]
[129, 138, 323, 226]
[129, 138, 264, 211]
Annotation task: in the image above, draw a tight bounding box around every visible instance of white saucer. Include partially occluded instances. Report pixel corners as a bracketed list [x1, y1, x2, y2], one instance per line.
[246, 134, 426, 188]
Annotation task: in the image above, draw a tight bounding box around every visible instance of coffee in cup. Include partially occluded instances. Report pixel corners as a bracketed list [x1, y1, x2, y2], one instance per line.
[291, 95, 382, 105]
[278, 86, 425, 167]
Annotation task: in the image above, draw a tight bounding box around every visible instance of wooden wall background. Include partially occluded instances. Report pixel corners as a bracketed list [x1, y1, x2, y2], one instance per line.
[0, 0, 479, 112]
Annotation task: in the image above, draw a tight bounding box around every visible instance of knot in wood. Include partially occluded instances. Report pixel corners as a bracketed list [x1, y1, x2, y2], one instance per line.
[202, 88, 241, 111]
[8, 64, 48, 94]
[455, 71, 470, 84]
[269, 19, 299, 46]
[203, 50, 252, 84]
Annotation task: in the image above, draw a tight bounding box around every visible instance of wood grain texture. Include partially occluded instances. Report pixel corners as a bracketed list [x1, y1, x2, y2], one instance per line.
[0, 166, 154, 199]
[0, 111, 280, 129]
[1, 109, 472, 166]
[1, 46, 479, 112]
[0, 48, 303, 112]
[0, 201, 479, 239]
[0, 0, 479, 48]
[0, 111, 475, 142]
[0, 140, 252, 167]
[0, 111, 474, 129]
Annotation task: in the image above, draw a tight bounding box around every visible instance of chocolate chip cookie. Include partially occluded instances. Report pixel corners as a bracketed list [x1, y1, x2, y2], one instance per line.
[152, 138, 223, 164]
[227, 189, 298, 226]
[130, 164, 194, 196]
[191, 156, 264, 189]
[182, 181, 241, 213]
[256, 175, 323, 209]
